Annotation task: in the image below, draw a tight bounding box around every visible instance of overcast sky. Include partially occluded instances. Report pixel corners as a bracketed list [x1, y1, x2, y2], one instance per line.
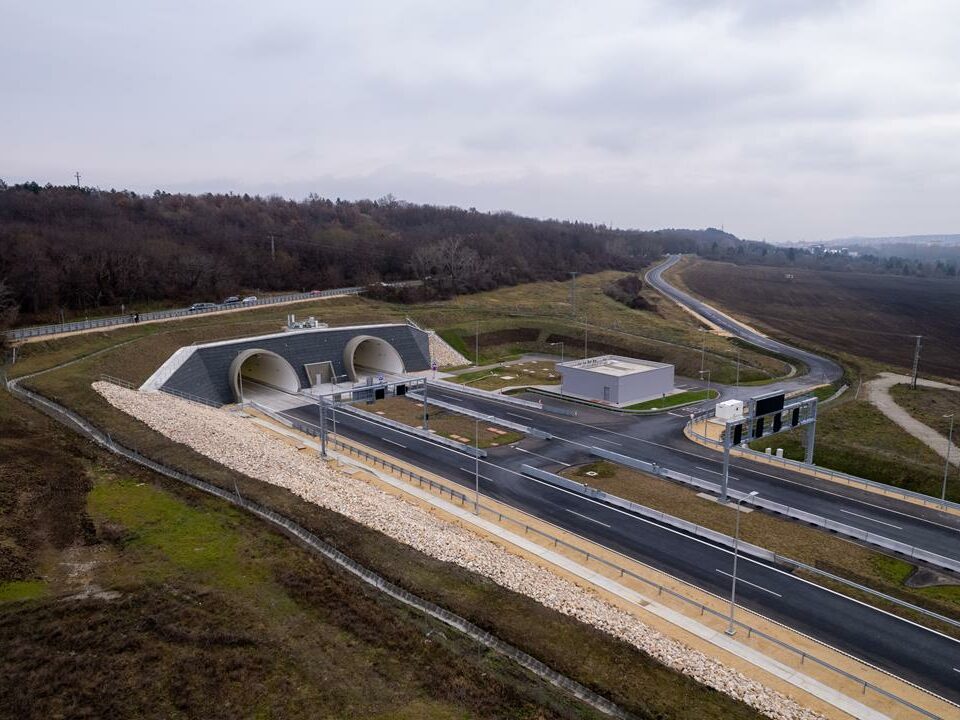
[2, 1, 958, 242]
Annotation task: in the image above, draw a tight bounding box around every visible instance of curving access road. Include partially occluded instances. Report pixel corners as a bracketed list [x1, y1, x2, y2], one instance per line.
[645, 255, 844, 392]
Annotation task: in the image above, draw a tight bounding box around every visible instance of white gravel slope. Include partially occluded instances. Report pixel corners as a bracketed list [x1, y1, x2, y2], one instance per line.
[93, 382, 820, 720]
[428, 330, 470, 368]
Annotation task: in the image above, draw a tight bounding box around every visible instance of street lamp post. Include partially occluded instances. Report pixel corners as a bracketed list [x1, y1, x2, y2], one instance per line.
[700, 329, 706, 373]
[727, 490, 759, 636]
[943, 413, 955, 501]
[698, 369, 712, 436]
[474, 417, 480, 514]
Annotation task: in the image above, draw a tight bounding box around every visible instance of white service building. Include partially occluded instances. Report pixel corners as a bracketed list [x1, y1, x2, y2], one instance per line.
[557, 355, 674, 407]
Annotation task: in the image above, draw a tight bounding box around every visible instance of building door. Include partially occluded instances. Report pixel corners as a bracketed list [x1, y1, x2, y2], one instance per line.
[603, 386, 611, 401]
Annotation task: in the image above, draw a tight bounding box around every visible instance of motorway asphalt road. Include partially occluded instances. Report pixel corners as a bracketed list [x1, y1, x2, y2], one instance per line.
[281, 399, 960, 703]
[420, 385, 960, 562]
[646, 255, 844, 397]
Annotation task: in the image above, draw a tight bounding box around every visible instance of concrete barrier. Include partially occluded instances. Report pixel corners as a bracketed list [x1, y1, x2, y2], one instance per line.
[429, 378, 544, 410]
[408, 392, 551, 440]
[335, 404, 487, 457]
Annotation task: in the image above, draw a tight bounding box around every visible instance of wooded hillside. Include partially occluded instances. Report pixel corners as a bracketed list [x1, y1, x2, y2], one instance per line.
[0, 182, 739, 324]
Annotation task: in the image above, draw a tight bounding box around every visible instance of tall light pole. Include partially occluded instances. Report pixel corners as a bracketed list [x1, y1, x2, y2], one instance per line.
[475, 319, 480, 367]
[727, 490, 759, 636]
[735, 349, 741, 388]
[943, 413, 955, 501]
[474, 417, 480, 514]
[698, 369, 712, 436]
[700, 329, 706, 373]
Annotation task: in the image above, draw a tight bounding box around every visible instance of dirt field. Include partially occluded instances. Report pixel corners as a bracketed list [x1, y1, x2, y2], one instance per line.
[676, 258, 960, 380]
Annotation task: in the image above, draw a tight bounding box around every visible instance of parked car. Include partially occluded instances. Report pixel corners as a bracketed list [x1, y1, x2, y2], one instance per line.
[222, 296, 241, 305]
[242, 295, 258, 304]
[308, 289, 325, 296]
[188, 302, 217, 312]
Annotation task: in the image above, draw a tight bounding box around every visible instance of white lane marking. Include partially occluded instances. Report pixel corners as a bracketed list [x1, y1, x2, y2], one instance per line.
[566, 509, 611, 527]
[382, 437, 406, 449]
[715, 569, 782, 597]
[507, 411, 535, 421]
[458, 467, 495, 482]
[515, 447, 571, 466]
[440, 395, 465, 403]
[695, 466, 722, 475]
[839, 509, 902, 530]
[954, 667, 960, 673]
[668, 411, 688, 418]
[590, 435, 623, 447]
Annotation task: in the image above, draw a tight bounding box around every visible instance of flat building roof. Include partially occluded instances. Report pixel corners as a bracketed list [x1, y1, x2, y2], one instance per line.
[558, 354, 671, 377]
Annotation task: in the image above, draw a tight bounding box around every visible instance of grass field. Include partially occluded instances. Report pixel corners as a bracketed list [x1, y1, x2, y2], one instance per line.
[362, 396, 524, 448]
[453, 360, 561, 390]
[888, 384, 960, 438]
[1, 391, 621, 719]
[675, 258, 960, 381]
[3, 282, 770, 717]
[564, 462, 960, 626]
[626, 389, 718, 411]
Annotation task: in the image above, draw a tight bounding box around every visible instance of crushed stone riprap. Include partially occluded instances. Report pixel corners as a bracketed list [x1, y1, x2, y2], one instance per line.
[93, 382, 822, 720]
[428, 330, 470, 368]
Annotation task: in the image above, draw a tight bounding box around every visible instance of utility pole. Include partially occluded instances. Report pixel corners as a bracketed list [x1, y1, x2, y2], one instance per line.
[943, 414, 955, 501]
[474, 418, 480, 515]
[475, 319, 480, 366]
[583, 316, 588, 359]
[267, 233, 280, 262]
[74, 171, 81, 188]
[568, 272, 579, 317]
[911, 335, 922, 389]
[700, 329, 706, 373]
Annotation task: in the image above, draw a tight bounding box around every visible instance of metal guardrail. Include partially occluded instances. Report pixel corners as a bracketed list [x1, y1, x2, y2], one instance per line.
[408, 392, 551, 439]
[523, 463, 960, 633]
[429, 378, 545, 410]
[14, 375, 950, 718]
[4, 285, 370, 341]
[590, 443, 960, 572]
[687, 409, 960, 515]
[336, 402, 486, 457]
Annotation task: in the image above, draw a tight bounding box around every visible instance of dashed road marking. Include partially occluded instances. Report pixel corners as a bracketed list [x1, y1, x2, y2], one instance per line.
[840, 509, 903, 530]
[715, 569, 782, 598]
[566, 509, 611, 527]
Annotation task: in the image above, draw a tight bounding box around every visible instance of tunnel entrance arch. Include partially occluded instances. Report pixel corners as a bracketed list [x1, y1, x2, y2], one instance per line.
[229, 349, 300, 401]
[343, 335, 406, 382]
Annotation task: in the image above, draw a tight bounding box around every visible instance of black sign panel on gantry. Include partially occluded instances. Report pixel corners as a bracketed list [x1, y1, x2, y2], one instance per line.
[753, 392, 785, 417]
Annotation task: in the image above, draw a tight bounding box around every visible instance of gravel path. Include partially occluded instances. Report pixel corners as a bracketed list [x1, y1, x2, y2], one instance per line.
[94, 382, 821, 720]
[864, 372, 960, 466]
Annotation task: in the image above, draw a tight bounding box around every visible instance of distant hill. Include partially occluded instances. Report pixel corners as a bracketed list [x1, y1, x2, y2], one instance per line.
[829, 234, 960, 247]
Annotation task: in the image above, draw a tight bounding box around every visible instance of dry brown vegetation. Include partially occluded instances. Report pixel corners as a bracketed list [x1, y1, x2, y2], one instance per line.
[676, 258, 960, 381]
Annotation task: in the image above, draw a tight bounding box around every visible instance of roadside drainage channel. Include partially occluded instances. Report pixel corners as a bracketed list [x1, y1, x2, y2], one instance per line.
[524, 460, 960, 633]
[407, 392, 551, 439]
[4, 377, 634, 720]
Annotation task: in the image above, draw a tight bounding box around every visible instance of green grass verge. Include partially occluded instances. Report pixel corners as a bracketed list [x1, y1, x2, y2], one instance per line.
[749, 398, 957, 502]
[0, 580, 48, 603]
[626, 389, 719, 411]
[567, 462, 960, 628]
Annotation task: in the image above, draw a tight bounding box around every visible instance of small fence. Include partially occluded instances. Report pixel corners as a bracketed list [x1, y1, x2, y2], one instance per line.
[4, 285, 368, 341]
